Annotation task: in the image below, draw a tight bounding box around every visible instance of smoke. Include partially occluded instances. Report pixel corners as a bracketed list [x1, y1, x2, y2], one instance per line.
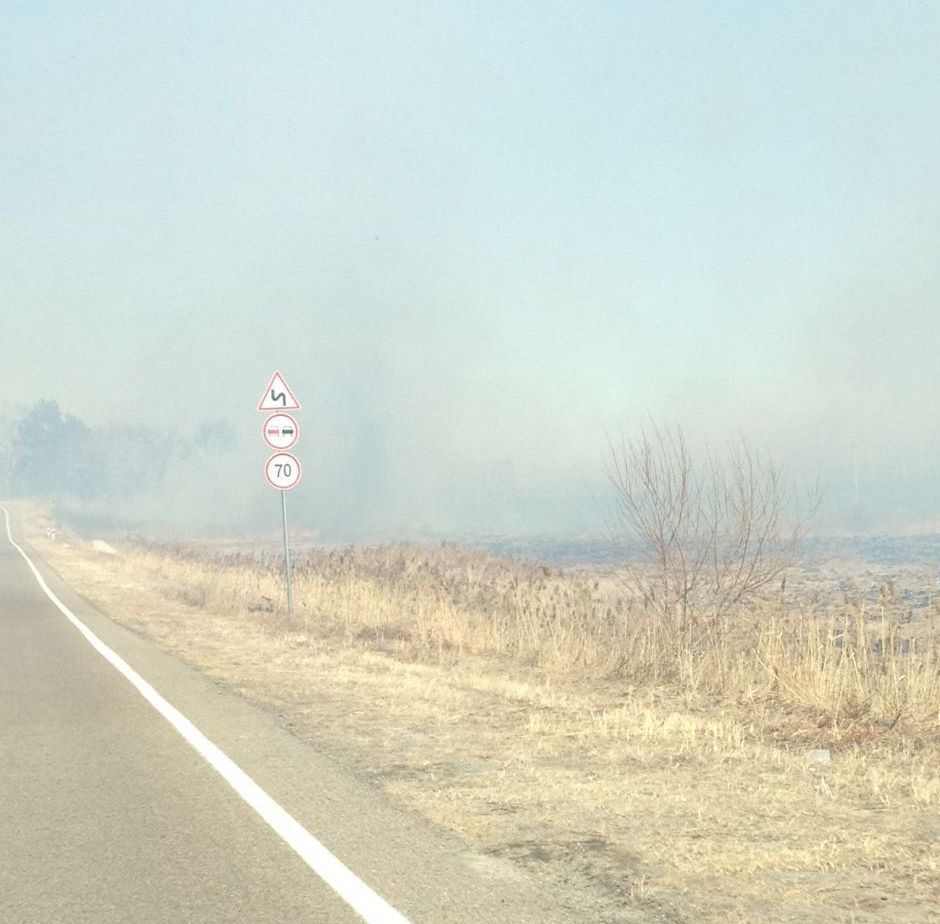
[3, 4, 940, 539]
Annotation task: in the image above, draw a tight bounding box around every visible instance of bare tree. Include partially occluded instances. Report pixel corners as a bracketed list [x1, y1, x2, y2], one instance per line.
[0, 432, 15, 497]
[607, 423, 816, 642]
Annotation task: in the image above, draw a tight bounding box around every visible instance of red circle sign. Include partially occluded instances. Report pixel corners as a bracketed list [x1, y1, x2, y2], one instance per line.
[262, 413, 299, 451]
[264, 452, 302, 491]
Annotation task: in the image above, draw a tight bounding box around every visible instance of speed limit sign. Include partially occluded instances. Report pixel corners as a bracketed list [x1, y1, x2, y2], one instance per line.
[265, 452, 302, 491]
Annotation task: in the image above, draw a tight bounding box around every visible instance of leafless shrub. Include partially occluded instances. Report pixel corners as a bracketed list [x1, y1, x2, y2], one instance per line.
[607, 423, 817, 643]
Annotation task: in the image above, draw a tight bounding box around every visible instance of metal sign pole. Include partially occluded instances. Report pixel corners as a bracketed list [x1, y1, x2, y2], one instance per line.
[258, 370, 302, 619]
[281, 489, 294, 616]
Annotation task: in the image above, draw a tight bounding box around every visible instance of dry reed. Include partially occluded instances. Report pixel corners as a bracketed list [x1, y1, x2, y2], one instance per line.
[120, 539, 940, 737]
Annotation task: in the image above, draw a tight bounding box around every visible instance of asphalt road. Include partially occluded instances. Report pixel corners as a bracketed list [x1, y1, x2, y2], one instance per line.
[0, 514, 584, 924]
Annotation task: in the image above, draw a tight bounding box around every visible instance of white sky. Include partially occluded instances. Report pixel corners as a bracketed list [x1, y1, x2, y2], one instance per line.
[3, 2, 939, 536]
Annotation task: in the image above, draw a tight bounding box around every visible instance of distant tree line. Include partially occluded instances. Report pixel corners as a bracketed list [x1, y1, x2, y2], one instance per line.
[0, 400, 236, 501]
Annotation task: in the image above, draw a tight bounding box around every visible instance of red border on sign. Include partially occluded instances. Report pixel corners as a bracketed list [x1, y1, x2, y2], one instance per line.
[264, 452, 303, 491]
[262, 413, 300, 451]
[257, 370, 301, 411]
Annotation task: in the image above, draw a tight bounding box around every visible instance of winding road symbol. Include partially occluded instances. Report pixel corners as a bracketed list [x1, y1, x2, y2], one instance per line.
[258, 371, 300, 411]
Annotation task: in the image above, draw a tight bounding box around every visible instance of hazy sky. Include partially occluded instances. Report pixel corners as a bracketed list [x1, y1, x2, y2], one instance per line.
[3, 2, 939, 537]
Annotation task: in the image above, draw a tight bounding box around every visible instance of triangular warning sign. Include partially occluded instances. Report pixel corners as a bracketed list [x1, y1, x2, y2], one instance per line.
[258, 371, 301, 411]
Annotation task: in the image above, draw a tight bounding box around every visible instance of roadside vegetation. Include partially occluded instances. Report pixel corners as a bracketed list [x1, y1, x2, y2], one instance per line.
[0, 400, 235, 503]
[118, 535, 940, 740]
[112, 424, 940, 741]
[17, 429, 940, 922]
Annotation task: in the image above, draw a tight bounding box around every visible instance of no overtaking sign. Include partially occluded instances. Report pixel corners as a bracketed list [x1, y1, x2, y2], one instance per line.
[263, 413, 299, 451]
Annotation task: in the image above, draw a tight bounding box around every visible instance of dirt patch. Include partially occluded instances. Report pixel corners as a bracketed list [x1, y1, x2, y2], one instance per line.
[23, 521, 940, 924]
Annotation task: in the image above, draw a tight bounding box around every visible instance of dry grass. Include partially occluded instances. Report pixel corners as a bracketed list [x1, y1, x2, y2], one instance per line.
[118, 537, 940, 738]
[23, 512, 940, 923]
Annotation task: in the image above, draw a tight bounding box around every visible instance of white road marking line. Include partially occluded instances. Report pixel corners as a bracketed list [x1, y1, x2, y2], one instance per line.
[1, 507, 414, 924]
